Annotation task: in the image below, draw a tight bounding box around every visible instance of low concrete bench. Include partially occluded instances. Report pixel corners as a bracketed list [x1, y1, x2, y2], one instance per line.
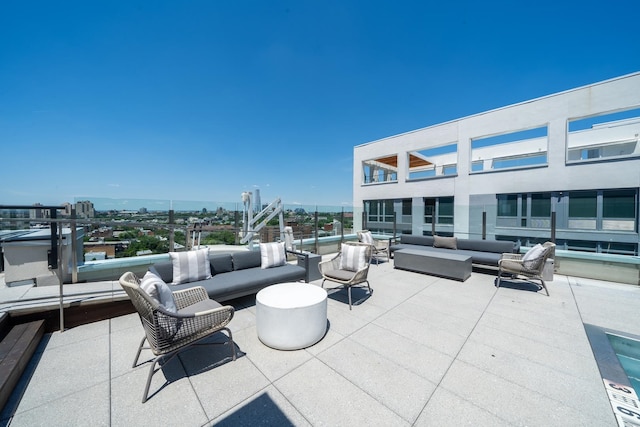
[394, 249, 472, 281]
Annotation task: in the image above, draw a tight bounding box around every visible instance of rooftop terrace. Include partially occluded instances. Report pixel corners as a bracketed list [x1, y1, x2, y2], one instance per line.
[1, 256, 638, 426]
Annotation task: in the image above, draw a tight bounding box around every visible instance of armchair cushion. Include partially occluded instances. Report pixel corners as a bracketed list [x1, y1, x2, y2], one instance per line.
[522, 244, 544, 269]
[170, 248, 212, 284]
[359, 231, 374, 245]
[260, 242, 286, 269]
[178, 298, 222, 315]
[140, 271, 177, 313]
[340, 244, 367, 272]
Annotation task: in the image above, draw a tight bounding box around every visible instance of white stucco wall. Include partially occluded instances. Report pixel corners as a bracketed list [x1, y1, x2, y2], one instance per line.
[353, 72, 640, 235]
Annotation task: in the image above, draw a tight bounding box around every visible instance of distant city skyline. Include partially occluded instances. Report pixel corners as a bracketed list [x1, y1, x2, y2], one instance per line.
[1, 1, 639, 207]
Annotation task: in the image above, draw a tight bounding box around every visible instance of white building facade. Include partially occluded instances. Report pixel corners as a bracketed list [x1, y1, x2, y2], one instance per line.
[353, 72, 640, 255]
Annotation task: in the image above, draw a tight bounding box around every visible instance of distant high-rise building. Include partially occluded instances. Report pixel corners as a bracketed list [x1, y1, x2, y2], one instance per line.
[76, 200, 95, 218]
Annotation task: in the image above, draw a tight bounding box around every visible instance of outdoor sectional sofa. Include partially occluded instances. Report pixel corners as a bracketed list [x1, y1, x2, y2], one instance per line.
[149, 249, 309, 302]
[389, 234, 520, 269]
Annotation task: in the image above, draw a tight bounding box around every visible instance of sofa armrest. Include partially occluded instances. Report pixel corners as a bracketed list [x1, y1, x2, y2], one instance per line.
[288, 249, 310, 282]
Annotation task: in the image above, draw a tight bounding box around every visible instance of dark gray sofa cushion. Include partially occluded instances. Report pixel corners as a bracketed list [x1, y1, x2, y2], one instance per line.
[457, 239, 518, 254]
[232, 251, 261, 270]
[400, 235, 434, 246]
[210, 253, 233, 274]
[150, 261, 174, 283]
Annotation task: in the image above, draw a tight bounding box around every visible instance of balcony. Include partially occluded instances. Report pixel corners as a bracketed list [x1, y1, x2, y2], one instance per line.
[1, 255, 639, 425]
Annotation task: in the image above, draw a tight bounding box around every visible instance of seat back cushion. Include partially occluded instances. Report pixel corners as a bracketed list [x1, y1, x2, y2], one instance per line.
[232, 250, 262, 271]
[260, 242, 286, 269]
[433, 235, 457, 249]
[359, 231, 374, 245]
[522, 244, 545, 269]
[400, 235, 434, 247]
[340, 244, 367, 272]
[169, 248, 212, 284]
[140, 271, 177, 313]
[457, 239, 519, 254]
[150, 262, 174, 284]
[210, 253, 233, 275]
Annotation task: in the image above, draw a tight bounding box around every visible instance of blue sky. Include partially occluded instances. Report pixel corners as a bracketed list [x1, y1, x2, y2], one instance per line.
[1, 1, 639, 210]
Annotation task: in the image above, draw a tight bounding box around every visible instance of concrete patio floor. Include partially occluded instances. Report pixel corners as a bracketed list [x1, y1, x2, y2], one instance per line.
[1, 259, 639, 426]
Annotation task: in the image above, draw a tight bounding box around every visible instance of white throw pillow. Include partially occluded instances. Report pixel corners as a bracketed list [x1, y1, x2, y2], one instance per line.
[140, 271, 177, 313]
[340, 244, 367, 272]
[169, 248, 212, 284]
[260, 242, 286, 269]
[522, 244, 545, 270]
[360, 231, 374, 245]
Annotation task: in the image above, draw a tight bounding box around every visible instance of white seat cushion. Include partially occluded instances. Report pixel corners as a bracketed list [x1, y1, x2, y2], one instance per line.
[340, 244, 366, 272]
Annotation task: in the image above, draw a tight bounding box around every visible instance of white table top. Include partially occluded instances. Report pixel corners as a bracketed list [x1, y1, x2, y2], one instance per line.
[256, 282, 327, 309]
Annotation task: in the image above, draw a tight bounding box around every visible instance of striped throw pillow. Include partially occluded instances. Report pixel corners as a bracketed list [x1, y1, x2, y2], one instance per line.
[260, 242, 286, 269]
[340, 244, 366, 272]
[360, 231, 374, 245]
[169, 248, 212, 284]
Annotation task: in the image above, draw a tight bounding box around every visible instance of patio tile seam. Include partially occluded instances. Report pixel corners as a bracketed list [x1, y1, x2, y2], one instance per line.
[419, 386, 518, 427]
[364, 320, 455, 363]
[455, 343, 610, 417]
[207, 383, 313, 427]
[441, 359, 613, 425]
[412, 284, 501, 423]
[304, 354, 419, 425]
[475, 322, 595, 361]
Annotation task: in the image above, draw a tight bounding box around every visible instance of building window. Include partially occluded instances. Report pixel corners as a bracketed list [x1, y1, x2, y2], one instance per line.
[402, 199, 412, 216]
[362, 155, 398, 184]
[568, 191, 597, 229]
[471, 126, 548, 173]
[603, 189, 636, 231]
[438, 197, 454, 225]
[407, 143, 457, 180]
[497, 194, 518, 217]
[365, 200, 395, 223]
[567, 107, 640, 164]
[424, 197, 454, 225]
[531, 193, 551, 217]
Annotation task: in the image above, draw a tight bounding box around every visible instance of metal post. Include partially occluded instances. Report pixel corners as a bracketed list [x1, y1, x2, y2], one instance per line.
[49, 209, 58, 269]
[169, 209, 175, 251]
[340, 208, 344, 251]
[71, 208, 78, 283]
[234, 209, 240, 245]
[57, 221, 65, 332]
[482, 211, 487, 240]
[551, 211, 556, 243]
[393, 217, 397, 239]
[314, 209, 319, 254]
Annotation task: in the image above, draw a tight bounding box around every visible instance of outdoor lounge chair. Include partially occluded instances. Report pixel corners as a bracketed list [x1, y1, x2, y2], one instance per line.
[119, 271, 236, 402]
[318, 242, 373, 309]
[357, 230, 390, 264]
[496, 242, 555, 296]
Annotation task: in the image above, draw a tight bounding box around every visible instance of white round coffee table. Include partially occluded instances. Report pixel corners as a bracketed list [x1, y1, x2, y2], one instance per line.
[256, 282, 328, 350]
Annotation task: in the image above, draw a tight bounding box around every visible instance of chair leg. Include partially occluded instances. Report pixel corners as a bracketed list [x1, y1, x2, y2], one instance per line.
[142, 357, 159, 403]
[347, 286, 353, 310]
[224, 327, 237, 361]
[133, 335, 147, 368]
[539, 279, 550, 296]
[496, 270, 502, 288]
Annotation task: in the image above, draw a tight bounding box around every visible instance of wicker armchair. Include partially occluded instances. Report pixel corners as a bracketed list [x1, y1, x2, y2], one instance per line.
[119, 271, 236, 402]
[496, 242, 555, 296]
[318, 242, 373, 309]
[357, 230, 390, 264]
